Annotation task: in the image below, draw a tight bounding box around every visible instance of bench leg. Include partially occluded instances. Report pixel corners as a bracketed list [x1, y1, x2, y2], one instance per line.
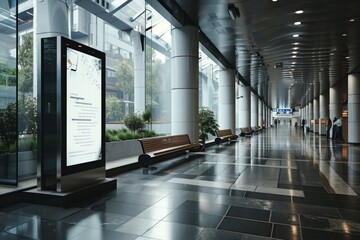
[139, 154, 151, 168]
[142, 166, 157, 174]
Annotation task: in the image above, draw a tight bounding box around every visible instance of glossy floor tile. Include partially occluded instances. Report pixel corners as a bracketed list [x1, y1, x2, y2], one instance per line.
[1, 127, 360, 239]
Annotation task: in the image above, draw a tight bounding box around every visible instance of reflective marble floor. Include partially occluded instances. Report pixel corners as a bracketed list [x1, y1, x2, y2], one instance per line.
[1, 126, 360, 239]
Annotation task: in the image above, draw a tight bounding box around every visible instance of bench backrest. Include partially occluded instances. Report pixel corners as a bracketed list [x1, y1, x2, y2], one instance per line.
[139, 134, 191, 153]
[216, 129, 233, 137]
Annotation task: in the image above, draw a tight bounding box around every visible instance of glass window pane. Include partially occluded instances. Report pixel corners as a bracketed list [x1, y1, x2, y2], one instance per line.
[0, 3, 17, 184]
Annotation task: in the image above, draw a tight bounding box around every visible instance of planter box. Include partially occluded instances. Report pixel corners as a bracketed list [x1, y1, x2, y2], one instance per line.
[0, 151, 37, 181]
[106, 139, 143, 161]
[18, 151, 37, 179]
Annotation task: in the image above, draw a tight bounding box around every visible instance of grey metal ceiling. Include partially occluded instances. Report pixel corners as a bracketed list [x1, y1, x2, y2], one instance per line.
[173, 0, 360, 109]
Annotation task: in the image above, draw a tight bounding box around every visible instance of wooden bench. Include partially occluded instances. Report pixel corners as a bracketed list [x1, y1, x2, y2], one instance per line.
[240, 127, 252, 137]
[138, 134, 201, 168]
[251, 126, 260, 133]
[215, 129, 238, 144]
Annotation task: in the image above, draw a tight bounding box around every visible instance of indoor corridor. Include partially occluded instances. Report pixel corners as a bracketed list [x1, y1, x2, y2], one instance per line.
[1, 127, 360, 240]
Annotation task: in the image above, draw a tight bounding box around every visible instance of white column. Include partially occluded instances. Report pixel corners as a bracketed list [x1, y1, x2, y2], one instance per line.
[171, 26, 199, 143]
[35, 0, 70, 97]
[251, 93, 258, 127]
[262, 102, 266, 127]
[258, 99, 263, 126]
[329, 84, 340, 138]
[131, 30, 146, 114]
[319, 92, 329, 135]
[237, 84, 250, 128]
[348, 73, 360, 143]
[308, 101, 313, 120]
[219, 69, 236, 132]
[307, 101, 312, 131]
[313, 97, 319, 133]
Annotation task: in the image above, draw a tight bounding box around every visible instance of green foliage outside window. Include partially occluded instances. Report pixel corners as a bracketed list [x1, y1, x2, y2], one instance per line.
[123, 113, 145, 132]
[0, 103, 17, 152]
[18, 33, 33, 94]
[106, 94, 122, 122]
[115, 58, 134, 102]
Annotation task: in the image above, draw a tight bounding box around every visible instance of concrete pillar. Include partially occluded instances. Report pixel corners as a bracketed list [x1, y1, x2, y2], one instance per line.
[262, 102, 266, 127]
[348, 73, 360, 143]
[219, 69, 236, 133]
[171, 26, 199, 143]
[308, 101, 313, 131]
[329, 84, 340, 138]
[319, 92, 329, 135]
[251, 93, 258, 127]
[258, 99, 263, 127]
[131, 30, 146, 114]
[237, 84, 251, 128]
[313, 97, 319, 133]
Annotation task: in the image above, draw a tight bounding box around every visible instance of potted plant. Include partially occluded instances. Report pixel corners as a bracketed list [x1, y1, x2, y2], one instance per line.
[198, 107, 219, 148]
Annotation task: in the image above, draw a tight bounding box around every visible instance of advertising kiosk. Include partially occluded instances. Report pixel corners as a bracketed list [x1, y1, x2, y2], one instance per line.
[25, 37, 116, 206]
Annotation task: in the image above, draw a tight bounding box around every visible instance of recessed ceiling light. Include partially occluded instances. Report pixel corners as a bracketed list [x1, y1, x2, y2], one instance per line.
[349, 19, 355, 22]
[295, 10, 304, 14]
[292, 55, 297, 58]
[293, 34, 299, 37]
[272, 0, 278, 2]
[293, 42, 300, 45]
[346, 56, 350, 59]
[292, 51, 298, 54]
[292, 47, 299, 50]
[342, 33, 347, 36]
[292, 62, 296, 64]
[294, 22, 301, 25]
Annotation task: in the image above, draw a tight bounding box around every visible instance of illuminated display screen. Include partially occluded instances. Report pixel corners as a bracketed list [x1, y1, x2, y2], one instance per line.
[276, 108, 293, 115]
[66, 47, 102, 166]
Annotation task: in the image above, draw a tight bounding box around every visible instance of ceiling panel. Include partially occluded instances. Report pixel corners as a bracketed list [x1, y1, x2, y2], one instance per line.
[174, 0, 360, 109]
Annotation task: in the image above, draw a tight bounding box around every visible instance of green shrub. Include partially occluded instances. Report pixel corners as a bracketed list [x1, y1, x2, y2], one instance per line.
[143, 130, 157, 138]
[123, 113, 145, 132]
[105, 128, 159, 142]
[18, 138, 32, 151]
[116, 131, 126, 140]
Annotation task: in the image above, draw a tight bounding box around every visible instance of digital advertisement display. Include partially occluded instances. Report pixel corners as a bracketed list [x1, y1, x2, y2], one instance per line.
[276, 108, 293, 115]
[66, 47, 102, 166]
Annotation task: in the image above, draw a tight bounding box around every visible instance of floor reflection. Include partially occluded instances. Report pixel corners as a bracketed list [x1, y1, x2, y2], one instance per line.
[0, 126, 359, 240]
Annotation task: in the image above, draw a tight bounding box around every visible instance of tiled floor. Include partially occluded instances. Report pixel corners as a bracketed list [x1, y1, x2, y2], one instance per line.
[1, 126, 360, 239]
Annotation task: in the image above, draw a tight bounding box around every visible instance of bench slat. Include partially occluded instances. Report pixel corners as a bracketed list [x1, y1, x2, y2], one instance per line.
[215, 129, 238, 144]
[138, 134, 200, 168]
[140, 134, 191, 153]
